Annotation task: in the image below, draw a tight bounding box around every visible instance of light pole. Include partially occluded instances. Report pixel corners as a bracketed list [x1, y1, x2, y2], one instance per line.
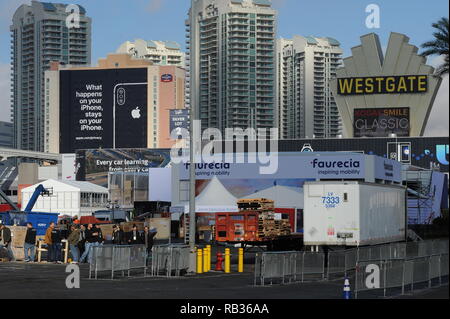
[188, 0, 197, 273]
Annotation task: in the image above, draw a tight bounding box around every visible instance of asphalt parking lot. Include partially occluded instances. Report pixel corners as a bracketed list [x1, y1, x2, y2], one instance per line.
[0, 262, 447, 299]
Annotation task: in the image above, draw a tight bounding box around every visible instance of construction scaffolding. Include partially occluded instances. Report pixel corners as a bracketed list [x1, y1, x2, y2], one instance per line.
[403, 168, 438, 225]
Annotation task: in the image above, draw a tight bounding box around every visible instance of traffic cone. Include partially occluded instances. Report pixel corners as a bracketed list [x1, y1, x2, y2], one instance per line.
[343, 278, 352, 299]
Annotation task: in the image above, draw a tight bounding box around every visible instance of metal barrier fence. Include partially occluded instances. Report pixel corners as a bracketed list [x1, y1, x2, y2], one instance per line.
[254, 239, 449, 289]
[254, 251, 324, 286]
[89, 245, 147, 280]
[150, 244, 190, 277]
[355, 253, 449, 298]
[327, 242, 409, 278]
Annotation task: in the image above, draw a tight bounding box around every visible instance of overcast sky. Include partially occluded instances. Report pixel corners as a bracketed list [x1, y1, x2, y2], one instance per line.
[0, 0, 448, 136]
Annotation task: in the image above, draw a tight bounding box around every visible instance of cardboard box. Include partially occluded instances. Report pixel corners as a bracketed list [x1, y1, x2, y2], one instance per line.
[146, 218, 170, 240]
[99, 224, 114, 241]
[11, 246, 25, 261]
[10, 226, 27, 247]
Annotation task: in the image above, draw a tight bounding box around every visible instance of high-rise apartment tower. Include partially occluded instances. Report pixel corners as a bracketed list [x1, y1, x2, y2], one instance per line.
[11, 1, 91, 151]
[278, 36, 343, 139]
[187, 0, 277, 136]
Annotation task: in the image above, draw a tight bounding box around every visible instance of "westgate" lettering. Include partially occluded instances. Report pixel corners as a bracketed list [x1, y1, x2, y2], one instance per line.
[338, 75, 428, 95]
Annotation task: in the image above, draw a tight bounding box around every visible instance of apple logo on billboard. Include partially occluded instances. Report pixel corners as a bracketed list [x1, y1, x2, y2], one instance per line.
[132, 107, 141, 119]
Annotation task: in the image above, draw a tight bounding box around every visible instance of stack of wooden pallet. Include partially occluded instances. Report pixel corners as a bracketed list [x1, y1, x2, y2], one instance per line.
[275, 220, 291, 236]
[258, 213, 276, 239]
[237, 198, 275, 211]
[237, 198, 292, 241]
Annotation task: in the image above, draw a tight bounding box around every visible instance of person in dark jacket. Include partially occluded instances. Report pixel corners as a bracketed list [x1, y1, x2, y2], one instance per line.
[24, 222, 37, 262]
[142, 226, 157, 256]
[59, 220, 69, 240]
[93, 224, 104, 244]
[112, 225, 125, 245]
[0, 223, 14, 261]
[142, 226, 156, 254]
[127, 225, 143, 245]
[51, 226, 62, 263]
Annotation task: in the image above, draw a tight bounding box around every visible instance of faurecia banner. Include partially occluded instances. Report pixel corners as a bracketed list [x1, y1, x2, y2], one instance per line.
[180, 153, 390, 181]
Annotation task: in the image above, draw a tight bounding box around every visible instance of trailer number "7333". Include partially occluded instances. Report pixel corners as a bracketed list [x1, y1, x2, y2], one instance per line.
[322, 193, 341, 208]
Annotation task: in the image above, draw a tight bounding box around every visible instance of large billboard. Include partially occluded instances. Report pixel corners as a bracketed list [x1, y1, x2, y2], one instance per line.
[215, 137, 449, 172]
[76, 148, 171, 187]
[353, 107, 410, 137]
[59, 68, 148, 153]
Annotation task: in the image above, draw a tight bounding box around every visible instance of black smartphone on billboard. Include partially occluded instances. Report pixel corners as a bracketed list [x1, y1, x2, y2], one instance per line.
[113, 83, 148, 148]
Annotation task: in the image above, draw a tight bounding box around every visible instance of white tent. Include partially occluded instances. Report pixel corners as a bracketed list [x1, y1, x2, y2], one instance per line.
[184, 176, 238, 213]
[241, 185, 304, 209]
[21, 179, 108, 217]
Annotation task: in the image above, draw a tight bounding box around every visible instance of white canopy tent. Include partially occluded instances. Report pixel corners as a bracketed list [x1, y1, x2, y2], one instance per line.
[240, 185, 304, 209]
[21, 179, 108, 217]
[183, 176, 239, 213]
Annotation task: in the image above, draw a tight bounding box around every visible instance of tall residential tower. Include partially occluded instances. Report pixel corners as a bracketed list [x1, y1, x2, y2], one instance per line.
[11, 1, 91, 151]
[278, 36, 343, 139]
[187, 0, 277, 135]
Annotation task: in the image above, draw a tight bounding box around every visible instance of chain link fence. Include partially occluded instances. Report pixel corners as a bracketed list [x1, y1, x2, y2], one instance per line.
[150, 244, 190, 277]
[89, 245, 147, 280]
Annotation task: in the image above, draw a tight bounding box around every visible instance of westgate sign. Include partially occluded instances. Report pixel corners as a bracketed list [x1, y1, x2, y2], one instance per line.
[330, 32, 442, 137]
[337, 75, 428, 95]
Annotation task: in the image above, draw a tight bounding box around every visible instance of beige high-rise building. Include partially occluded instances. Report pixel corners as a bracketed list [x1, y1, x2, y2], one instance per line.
[277, 36, 343, 139]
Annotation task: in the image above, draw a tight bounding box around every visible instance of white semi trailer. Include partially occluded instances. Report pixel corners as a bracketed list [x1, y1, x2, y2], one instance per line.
[303, 181, 406, 247]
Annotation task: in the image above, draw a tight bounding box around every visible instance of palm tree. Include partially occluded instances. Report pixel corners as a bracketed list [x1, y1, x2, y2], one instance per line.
[421, 17, 449, 77]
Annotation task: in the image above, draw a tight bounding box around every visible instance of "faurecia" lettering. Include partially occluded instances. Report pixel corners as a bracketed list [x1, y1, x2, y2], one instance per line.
[311, 158, 360, 169]
[184, 163, 231, 170]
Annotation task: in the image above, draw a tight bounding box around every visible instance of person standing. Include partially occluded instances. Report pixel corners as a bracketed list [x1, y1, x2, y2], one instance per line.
[0, 223, 14, 262]
[142, 226, 157, 265]
[127, 225, 143, 245]
[44, 222, 55, 262]
[78, 224, 86, 257]
[51, 225, 62, 264]
[112, 225, 125, 245]
[67, 225, 80, 264]
[79, 224, 94, 263]
[79, 224, 100, 264]
[93, 224, 104, 245]
[24, 222, 37, 262]
[142, 226, 157, 256]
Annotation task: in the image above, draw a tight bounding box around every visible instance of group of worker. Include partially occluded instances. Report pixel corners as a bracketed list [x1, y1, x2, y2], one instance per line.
[0, 221, 156, 265]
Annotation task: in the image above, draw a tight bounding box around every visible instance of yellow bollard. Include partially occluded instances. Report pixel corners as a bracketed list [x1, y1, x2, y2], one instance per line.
[207, 245, 211, 272]
[197, 248, 203, 274]
[203, 248, 208, 272]
[238, 248, 244, 273]
[225, 248, 231, 273]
